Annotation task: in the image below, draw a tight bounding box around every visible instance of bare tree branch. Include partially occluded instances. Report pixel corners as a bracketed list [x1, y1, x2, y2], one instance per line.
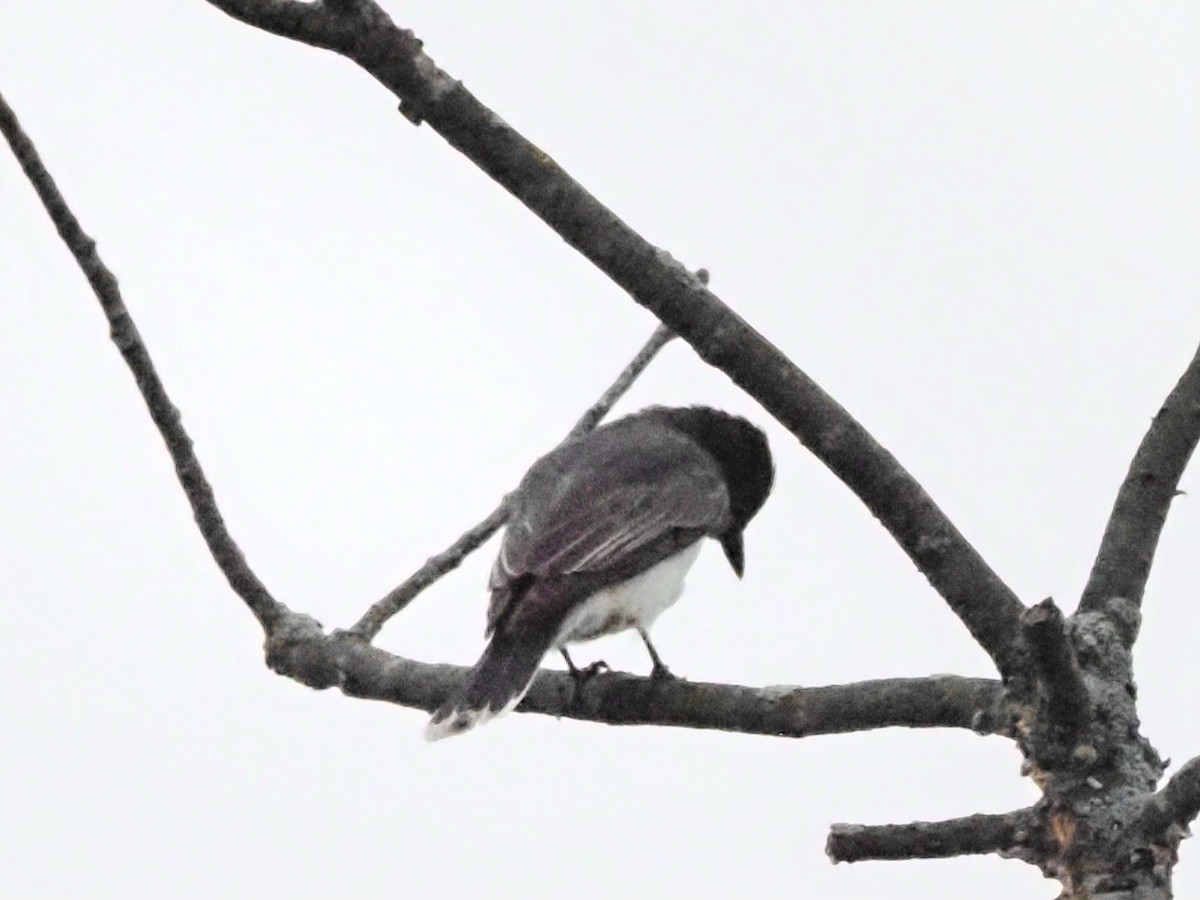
[1021, 598, 1091, 742]
[1137, 756, 1200, 840]
[1, 85, 1012, 747]
[0, 88, 285, 633]
[350, 504, 508, 640]
[566, 321, 676, 438]
[202, 0, 1026, 676]
[267, 618, 1009, 738]
[826, 809, 1035, 864]
[1080, 344, 1200, 644]
[14, 10, 1199, 893]
[349, 322, 675, 640]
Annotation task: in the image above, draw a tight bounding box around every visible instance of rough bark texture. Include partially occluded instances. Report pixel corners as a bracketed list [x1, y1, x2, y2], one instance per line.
[271, 617, 1012, 738]
[7, 4, 1200, 895]
[204, 0, 1026, 679]
[827, 810, 1038, 864]
[0, 86, 1010, 745]
[1079, 352, 1200, 645]
[1007, 599, 1172, 896]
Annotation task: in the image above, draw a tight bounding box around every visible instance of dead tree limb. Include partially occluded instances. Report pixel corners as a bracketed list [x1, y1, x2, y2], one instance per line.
[201, 0, 1026, 676]
[1137, 755, 1200, 841]
[1080, 343, 1200, 645]
[0, 88, 284, 633]
[1, 86, 1012, 744]
[1020, 598, 1091, 745]
[826, 809, 1037, 864]
[349, 321, 675, 640]
[272, 617, 1010, 738]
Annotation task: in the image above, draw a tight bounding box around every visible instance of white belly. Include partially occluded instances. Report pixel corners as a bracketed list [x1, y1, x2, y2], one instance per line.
[554, 541, 703, 646]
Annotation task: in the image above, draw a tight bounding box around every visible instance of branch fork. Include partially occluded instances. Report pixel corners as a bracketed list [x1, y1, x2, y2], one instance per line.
[10, 2, 1200, 891]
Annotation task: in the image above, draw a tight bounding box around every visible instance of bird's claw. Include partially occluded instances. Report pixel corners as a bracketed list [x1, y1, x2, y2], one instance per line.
[567, 659, 609, 707]
[577, 660, 610, 681]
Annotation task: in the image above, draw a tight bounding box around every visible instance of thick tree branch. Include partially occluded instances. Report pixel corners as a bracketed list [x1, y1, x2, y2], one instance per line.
[1021, 598, 1091, 742]
[0, 88, 285, 633]
[267, 617, 1009, 738]
[202, 0, 1026, 676]
[2, 89, 1011, 743]
[1137, 756, 1200, 840]
[826, 809, 1035, 864]
[1080, 343, 1200, 644]
[350, 322, 675, 640]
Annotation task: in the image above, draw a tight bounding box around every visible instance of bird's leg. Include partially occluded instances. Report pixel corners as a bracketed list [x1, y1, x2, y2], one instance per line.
[560, 647, 577, 678]
[560, 648, 608, 705]
[637, 628, 674, 680]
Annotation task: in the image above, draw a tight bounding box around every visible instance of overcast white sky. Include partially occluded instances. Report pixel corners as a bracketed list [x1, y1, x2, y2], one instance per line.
[4, 3, 1200, 898]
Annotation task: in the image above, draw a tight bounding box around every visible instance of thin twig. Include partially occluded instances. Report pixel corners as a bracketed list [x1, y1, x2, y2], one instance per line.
[0, 88, 284, 632]
[203, 0, 1027, 677]
[566, 322, 676, 438]
[1079, 344, 1200, 645]
[349, 505, 510, 641]
[826, 809, 1035, 864]
[349, 322, 675, 640]
[2, 88, 1013, 743]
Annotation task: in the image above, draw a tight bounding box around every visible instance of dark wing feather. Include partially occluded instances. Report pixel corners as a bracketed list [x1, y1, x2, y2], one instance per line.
[486, 421, 730, 634]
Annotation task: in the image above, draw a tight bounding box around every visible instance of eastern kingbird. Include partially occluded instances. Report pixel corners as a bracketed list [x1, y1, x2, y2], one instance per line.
[425, 405, 774, 741]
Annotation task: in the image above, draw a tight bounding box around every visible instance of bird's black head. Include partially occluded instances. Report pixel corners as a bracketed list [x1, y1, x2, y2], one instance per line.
[647, 406, 774, 577]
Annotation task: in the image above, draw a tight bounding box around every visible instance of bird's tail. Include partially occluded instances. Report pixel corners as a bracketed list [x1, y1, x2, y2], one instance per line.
[424, 625, 554, 742]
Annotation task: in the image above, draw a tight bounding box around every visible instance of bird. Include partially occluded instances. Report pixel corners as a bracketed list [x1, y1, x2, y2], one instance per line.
[424, 405, 774, 741]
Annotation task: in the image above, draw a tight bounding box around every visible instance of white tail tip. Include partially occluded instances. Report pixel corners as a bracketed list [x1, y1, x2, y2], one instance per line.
[424, 706, 493, 742]
[424, 688, 529, 742]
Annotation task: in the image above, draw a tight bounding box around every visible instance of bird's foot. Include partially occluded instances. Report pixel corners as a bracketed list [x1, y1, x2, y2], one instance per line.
[649, 661, 675, 681]
[565, 658, 609, 707]
[636, 628, 674, 683]
[574, 659, 610, 683]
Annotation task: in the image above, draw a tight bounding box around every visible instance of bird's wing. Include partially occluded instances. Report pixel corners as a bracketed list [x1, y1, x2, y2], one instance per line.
[486, 427, 730, 633]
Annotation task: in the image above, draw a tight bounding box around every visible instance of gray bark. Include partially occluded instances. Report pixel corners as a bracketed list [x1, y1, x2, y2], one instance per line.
[5, 4, 1200, 894]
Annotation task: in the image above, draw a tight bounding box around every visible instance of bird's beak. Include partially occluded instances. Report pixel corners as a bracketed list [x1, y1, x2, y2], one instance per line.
[720, 532, 745, 578]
